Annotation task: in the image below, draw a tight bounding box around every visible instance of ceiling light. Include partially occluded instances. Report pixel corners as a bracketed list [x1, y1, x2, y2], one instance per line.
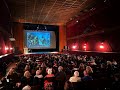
[76, 20, 78, 23]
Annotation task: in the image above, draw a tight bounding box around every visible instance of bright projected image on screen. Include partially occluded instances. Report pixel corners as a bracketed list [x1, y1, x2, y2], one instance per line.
[24, 30, 56, 49]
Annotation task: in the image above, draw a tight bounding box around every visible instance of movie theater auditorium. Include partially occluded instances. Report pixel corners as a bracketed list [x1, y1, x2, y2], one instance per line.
[0, 0, 120, 90]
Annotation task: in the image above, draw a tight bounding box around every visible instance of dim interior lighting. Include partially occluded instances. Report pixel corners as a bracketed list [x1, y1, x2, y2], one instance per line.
[72, 45, 77, 49]
[50, 52, 59, 54]
[83, 43, 87, 51]
[5, 47, 9, 50]
[83, 44, 87, 48]
[83, 46, 86, 48]
[100, 45, 104, 49]
[0, 54, 9, 58]
[36, 25, 47, 31]
[10, 47, 13, 50]
[99, 42, 104, 49]
[9, 38, 15, 41]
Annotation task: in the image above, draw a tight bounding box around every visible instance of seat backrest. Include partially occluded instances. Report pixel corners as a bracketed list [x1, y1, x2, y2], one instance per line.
[31, 85, 40, 90]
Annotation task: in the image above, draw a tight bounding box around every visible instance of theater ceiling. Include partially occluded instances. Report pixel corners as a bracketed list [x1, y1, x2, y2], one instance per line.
[6, 0, 101, 25]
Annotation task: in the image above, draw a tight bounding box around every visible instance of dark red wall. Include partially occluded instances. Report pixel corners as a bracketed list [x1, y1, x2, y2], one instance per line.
[0, 0, 12, 55]
[0, 31, 6, 55]
[0, 27, 12, 55]
[66, 0, 120, 52]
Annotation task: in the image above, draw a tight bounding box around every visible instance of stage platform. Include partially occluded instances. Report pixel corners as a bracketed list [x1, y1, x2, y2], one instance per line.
[15, 51, 120, 59]
[26, 51, 59, 54]
[15, 51, 60, 56]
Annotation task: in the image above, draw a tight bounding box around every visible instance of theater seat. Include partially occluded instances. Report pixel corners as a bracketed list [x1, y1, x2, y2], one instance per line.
[31, 85, 41, 90]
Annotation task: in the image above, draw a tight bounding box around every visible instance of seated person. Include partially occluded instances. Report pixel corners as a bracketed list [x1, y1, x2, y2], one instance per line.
[55, 66, 66, 90]
[44, 68, 55, 90]
[16, 70, 33, 89]
[33, 70, 43, 89]
[22, 85, 31, 90]
[66, 71, 81, 90]
[69, 71, 81, 82]
[82, 70, 93, 81]
[5, 68, 19, 89]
